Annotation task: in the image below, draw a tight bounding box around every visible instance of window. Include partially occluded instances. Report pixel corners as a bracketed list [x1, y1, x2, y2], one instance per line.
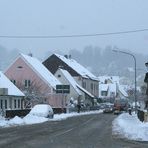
[58, 74, 61, 78]
[96, 84, 98, 90]
[0, 100, 3, 109]
[82, 81, 86, 88]
[101, 91, 107, 96]
[17, 66, 23, 69]
[24, 80, 31, 88]
[14, 100, 16, 108]
[18, 100, 20, 108]
[11, 80, 16, 85]
[5, 100, 7, 109]
[91, 83, 93, 90]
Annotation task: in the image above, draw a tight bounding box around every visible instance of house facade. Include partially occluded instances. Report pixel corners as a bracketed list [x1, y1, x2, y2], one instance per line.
[54, 68, 94, 107]
[4, 54, 64, 109]
[0, 71, 25, 113]
[43, 54, 99, 99]
[98, 76, 128, 102]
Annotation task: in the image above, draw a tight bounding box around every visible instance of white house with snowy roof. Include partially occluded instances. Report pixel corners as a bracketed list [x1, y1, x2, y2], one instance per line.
[54, 68, 94, 107]
[4, 54, 65, 110]
[98, 76, 128, 102]
[0, 71, 25, 111]
[43, 53, 99, 98]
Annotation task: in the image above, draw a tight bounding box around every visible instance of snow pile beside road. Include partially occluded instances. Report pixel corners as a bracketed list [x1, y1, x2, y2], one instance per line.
[112, 113, 148, 141]
[0, 115, 48, 127]
[0, 110, 102, 128]
[52, 110, 103, 121]
[23, 114, 49, 124]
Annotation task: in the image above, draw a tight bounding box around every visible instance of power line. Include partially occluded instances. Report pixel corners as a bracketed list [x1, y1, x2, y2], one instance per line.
[0, 28, 148, 39]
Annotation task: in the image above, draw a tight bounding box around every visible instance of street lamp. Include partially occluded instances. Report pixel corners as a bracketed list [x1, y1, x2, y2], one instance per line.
[112, 48, 137, 112]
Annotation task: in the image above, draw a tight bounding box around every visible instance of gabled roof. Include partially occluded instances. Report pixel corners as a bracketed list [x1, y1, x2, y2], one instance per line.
[98, 76, 110, 83]
[54, 54, 98, 81]
[59, 68, 81, 95]
[58, 68, 94, 98]
[0, 71, 24, 96]
[20, 54, 61, 89]
[99, 84, 109, 91]
[118, 85, 128, 97]
[108, 83, 117, 93]
[76, 85, 94, 98]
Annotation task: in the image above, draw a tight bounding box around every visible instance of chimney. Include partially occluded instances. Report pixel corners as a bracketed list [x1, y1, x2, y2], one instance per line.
[69, 55, 71, 59]
[64, 55, 68, 59]
[28, 53, 33, 57]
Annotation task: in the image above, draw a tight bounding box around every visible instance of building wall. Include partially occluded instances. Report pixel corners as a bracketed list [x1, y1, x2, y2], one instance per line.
[0, 96, 24, 110]
[43, 54, 99, 97]
[5, 57, 64, 108]
[74, 77, 99, 97]
[54, 69, 83, 103]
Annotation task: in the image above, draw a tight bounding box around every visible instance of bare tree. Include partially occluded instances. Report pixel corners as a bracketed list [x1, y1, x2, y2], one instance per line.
[16, 78, 50, 108]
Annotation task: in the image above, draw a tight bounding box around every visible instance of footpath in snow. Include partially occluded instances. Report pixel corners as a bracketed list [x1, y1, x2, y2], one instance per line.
[112, 112, 148, 141]
[0, 110, 102, 128]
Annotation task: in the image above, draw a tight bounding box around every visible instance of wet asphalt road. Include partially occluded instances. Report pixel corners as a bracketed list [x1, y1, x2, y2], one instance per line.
[0, 113, 148, 148]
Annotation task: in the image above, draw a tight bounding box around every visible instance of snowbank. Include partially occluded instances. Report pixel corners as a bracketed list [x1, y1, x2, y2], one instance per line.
[52, 110, 103, 121]
[112, 113, 148, 141]
[0, 110, 102, 128]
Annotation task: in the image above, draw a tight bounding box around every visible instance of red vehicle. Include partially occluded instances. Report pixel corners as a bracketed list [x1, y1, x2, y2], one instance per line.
[114, 99, 128, 111]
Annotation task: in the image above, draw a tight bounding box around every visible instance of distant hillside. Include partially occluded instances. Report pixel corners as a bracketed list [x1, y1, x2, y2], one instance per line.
[69, 45, 147, 86]
[1, 44, 147, 86]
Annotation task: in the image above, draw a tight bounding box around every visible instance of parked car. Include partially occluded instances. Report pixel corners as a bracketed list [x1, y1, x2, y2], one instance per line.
[114, 109, 121, 115]
[29, 104, 54, 118]
[103, 105, 114, 113]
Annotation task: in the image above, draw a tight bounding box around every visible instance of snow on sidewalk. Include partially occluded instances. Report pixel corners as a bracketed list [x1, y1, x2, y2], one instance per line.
[112, 112, 148, 141]
[0, 110, 102, 128]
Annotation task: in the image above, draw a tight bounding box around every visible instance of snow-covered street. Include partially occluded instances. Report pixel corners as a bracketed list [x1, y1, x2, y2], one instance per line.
[112, 112, 148, 141]
[1, 109, 148, 142]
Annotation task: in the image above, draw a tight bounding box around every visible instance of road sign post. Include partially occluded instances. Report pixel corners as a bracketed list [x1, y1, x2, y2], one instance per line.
[56, 85, 70, 112]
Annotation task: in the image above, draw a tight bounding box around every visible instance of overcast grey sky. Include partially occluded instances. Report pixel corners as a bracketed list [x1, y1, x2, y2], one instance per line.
[0, 0, 148, 57]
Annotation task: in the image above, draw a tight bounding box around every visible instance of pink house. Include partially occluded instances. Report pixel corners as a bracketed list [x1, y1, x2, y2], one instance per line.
[4, 54, 65, 110]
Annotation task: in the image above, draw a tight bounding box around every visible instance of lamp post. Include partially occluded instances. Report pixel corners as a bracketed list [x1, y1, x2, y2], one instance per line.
[144, 62, 148, 110]
[112, 48, 137, 112]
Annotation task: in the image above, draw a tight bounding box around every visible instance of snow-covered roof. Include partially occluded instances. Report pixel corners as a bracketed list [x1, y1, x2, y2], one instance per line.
[58, 68, 94, 98]
[99, 84, 108, 91]
[21, 54, 61, 89]
[59, 68, 82, 95]
[54, 54, 98, 81]
[108, 83, 116, 92]
[109, 76, 119, 83]
[0, 71, 25, 96]
[76, 85, 94, 98]
[118, 85, 128, 97]
[98, 76, 110, 83]
[98, 76, 119, 84]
